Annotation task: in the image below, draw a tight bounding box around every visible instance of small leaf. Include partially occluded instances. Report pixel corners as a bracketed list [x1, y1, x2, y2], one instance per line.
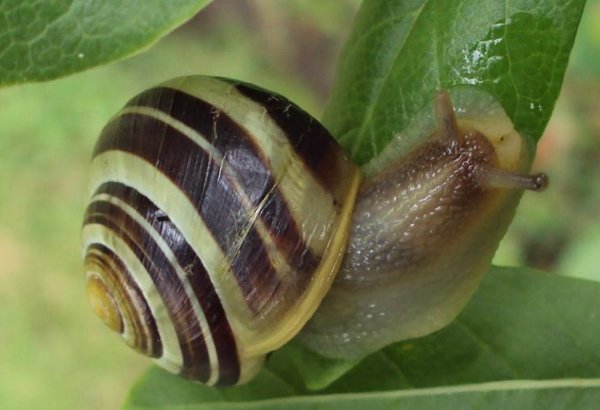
[124, 267, 600, 408]
[0, 0, 212, 87]
[322, 0, 586, 165]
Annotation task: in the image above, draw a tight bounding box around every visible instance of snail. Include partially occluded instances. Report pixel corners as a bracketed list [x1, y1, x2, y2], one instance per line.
[82, 75, 547, 386]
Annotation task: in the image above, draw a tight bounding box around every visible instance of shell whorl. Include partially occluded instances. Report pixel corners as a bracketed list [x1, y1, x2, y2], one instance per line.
[82, 76, 360, 386]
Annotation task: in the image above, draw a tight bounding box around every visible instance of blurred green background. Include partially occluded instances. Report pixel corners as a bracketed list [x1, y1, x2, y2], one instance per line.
[0, 0, 597, 408]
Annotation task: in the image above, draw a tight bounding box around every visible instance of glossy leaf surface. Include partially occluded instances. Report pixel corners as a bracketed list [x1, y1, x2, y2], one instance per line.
[322, 0, 586, 165]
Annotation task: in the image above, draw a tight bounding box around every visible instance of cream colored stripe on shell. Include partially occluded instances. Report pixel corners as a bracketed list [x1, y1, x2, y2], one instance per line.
[91, 192, 220, 385]
[163, 76, 339, 256]
[82, 223, 183, 374]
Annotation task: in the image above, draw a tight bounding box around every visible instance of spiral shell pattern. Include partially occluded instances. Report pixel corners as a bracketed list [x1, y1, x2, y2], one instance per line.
[82, 76, 360, 386]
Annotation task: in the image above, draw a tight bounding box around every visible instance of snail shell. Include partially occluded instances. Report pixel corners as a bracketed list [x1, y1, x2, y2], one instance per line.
[82, 76, 546, 386]
[82, 76, 360, 386]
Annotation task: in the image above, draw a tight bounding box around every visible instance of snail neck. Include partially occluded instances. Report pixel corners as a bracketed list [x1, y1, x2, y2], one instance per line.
[341, 130, 497, 283]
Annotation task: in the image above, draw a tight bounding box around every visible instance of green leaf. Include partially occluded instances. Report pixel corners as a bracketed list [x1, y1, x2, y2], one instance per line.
[125, 376, 600, 410]
[124, 267, 600, 409]
[0, 0, 212, 87]
[322, 0, 586, 165]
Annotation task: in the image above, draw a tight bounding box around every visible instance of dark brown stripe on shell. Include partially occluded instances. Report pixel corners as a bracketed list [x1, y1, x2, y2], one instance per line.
[85, 243, 163, 358]
[84, 202, 211, 382]
[92, 182, 240, 386]
[93, 109, 306, 312]
[231, 80, 349, 196]
[127, 86, 321, 292]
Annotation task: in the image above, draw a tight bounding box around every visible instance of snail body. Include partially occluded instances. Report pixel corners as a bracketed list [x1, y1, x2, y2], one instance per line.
[82, 76, 546, 386]
[300, 92, 546, 358]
